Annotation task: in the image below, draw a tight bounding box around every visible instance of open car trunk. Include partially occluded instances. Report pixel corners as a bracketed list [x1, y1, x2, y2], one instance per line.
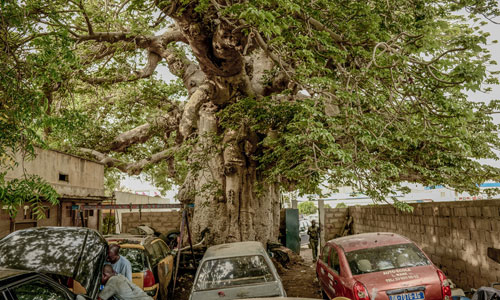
[0, 227, 108, 299]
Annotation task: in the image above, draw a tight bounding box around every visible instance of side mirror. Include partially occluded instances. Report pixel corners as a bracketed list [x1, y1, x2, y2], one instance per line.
[487, 247, 500, 264]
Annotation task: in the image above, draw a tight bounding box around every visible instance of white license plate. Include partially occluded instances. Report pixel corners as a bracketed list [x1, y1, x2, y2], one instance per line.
[389, 291, 425, 300]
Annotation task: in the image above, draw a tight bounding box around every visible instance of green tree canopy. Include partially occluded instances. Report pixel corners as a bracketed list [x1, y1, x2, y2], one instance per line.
[298, 201, 318, 215]
[335, 203, 347, 208]
[1, 0, 500, 236]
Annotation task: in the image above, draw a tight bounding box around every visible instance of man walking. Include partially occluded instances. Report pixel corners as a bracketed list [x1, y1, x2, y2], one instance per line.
[98, 265, 152, 300]
[106, 244, 132, 281]
[307, 220, 320, 262]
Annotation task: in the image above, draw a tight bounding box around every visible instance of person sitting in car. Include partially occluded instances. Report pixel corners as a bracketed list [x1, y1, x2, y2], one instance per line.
[98, 265, 152, 300]
[106, 244, 132, 281]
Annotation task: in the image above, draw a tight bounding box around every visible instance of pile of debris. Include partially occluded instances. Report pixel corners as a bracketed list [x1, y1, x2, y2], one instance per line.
[267, 243, 304, 273]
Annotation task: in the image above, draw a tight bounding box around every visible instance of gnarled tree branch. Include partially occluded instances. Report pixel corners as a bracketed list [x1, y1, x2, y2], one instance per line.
[79, 147, 178, 175]
[295, 13, 344, 44]
[76, 32, 152, 45]
[109, 108, 182, 152]
[179, 81, 216, 138]
[82, 51, 161, 84]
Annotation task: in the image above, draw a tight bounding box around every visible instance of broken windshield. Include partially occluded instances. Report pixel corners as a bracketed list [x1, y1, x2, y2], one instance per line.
[194, 255, 275, 291]
[346, 243, 430, 275]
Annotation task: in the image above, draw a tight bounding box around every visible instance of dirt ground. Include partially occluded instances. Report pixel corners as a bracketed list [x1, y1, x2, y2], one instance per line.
[277, 246, 322, 298]
[171, 269, 195, 300]
[171, 245, 322, 300]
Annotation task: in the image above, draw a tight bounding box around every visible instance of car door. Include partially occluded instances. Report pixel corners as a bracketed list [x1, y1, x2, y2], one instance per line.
[1, 289, 12, 300]
[9, 277, 74, 300]
[151, 239, 174, 299]
[317, 244, 335, 298]
[329, 246, 347, 298]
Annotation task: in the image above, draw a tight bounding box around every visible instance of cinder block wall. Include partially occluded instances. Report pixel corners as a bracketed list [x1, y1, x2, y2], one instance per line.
[346, 200, 500, 290]
[323, 207, 349, 241]
[121, 211, 182, 234]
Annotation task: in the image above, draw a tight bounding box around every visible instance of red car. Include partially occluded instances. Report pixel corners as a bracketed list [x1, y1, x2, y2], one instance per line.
[316, 232, 451, 300]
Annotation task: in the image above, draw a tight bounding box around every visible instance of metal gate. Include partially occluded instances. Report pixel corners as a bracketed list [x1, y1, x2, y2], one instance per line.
[285, 208, 300, 254]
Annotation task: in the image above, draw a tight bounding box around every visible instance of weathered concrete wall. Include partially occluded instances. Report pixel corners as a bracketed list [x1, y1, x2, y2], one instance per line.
[344, 201, 500, 290]
[0, 207, 12, 238]
[114, 191, 176, 233]
[121, 211, 182, 234]
[3, 147, 105, 197]
[115, 191, 172, 205]
[322, 207, 349, 244]
[1, 200, 100, 238]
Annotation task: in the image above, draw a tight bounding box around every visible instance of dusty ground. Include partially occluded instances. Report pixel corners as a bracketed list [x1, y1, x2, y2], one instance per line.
[171, 269, 195, 300]
[171, 245, 322, 300]
[277, 246, 322, 298]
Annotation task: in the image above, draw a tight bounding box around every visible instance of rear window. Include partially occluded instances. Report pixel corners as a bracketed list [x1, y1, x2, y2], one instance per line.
[194, 255, 275, 291]
[346, 243, 430, 275]
[120, 248, 148, 273]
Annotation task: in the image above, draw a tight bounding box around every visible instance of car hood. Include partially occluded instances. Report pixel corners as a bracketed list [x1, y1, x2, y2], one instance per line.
[0, 227, 107, 297]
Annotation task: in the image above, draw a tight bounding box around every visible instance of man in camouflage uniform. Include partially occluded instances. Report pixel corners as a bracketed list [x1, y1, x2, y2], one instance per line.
[307, 220, 320, 262]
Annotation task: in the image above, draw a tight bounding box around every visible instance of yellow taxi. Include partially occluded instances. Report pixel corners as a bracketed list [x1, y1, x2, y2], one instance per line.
[105, 235, 174, 299]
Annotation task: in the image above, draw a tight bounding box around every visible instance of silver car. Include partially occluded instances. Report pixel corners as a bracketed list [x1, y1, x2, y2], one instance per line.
[189, 241, 286, 300]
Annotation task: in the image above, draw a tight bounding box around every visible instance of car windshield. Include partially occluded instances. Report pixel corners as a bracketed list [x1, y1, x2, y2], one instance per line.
[120, 247, 148, 273]
[345, 243, 430, 275]
[194, 255, 275, 291]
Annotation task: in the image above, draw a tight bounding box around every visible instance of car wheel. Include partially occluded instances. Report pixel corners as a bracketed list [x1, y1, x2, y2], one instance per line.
[160, 230, 180, 249]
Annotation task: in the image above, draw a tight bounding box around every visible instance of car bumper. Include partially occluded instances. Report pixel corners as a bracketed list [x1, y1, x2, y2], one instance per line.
[144, 283, 159, 299]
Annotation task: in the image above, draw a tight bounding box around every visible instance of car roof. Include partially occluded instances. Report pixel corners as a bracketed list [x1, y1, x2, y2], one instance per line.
[329, 232, 411, 252]
[203, 241, 267, 260]
[0, 268, 41, 288]
[0, 268, 32, 281]
[0, 226, 107, 294]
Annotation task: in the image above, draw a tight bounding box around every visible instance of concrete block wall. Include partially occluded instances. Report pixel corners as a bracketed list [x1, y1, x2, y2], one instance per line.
[121, 211, 181, 234]
[323, 207, 349, 242]
[348, 200, 500, 290]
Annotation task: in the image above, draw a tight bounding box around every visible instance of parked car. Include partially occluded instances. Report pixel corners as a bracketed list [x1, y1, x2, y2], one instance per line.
[105, 234, 174, 299]
[248, 298, 325, 300]
[190, 241, 286, 300]
[0, 267, 86, 300]
[317, 232, 452, 300]
[300, 220, 312, 234]
[0, 227, 108, 299]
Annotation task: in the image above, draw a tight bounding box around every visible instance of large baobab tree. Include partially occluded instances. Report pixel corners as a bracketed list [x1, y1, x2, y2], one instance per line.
[2, 0, 500, 245]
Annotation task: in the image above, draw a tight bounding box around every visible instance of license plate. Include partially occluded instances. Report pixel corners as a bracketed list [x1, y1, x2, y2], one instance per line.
[389, 291, 425, 300]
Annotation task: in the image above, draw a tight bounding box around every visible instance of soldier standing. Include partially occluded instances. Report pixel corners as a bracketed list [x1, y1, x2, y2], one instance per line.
[307, 219, 320, 262]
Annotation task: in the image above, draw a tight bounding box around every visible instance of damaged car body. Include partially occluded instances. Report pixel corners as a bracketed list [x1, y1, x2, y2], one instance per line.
[0, 227, 108, 299]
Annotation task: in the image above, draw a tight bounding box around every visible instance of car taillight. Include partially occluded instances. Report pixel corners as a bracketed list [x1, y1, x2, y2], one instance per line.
[437, 269, 451, 300]
[66, 278, 74, 289]
[354, 281, 370, 300]
[143, 270, 155, 287]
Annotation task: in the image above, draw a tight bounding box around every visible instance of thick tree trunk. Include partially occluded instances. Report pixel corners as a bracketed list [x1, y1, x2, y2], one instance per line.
[187, 102, 281, 245]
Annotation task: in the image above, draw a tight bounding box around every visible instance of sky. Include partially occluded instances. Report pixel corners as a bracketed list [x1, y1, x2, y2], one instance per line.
[121, 13, 500, 198]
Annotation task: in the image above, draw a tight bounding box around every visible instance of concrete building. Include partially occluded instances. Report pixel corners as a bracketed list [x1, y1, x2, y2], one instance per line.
[111, 191, 178, 233]
[0, 147, 109, 237]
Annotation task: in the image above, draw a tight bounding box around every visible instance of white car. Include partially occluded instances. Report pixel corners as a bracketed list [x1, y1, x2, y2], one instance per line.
[189, 241, 286, 300]
[299, 220, 311, 234]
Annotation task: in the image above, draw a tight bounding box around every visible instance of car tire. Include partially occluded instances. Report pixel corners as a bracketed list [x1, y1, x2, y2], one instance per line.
[160, 230, 180, 249]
